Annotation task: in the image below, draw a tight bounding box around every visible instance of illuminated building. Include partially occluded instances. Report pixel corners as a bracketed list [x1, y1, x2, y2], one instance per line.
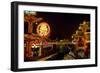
[71, 21, 90, 58]
[24, 11, 90, 61]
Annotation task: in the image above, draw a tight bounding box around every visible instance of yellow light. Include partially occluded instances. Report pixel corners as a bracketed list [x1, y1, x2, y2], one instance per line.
[39, 24, 48, 36]
[37, 22, 50, 37]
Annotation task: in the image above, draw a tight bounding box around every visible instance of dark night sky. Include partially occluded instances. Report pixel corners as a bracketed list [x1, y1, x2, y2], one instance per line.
[37, 12, 90, 40]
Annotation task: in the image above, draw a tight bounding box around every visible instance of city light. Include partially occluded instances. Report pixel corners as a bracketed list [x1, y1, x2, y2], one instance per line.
[37, 22, 50, 37]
